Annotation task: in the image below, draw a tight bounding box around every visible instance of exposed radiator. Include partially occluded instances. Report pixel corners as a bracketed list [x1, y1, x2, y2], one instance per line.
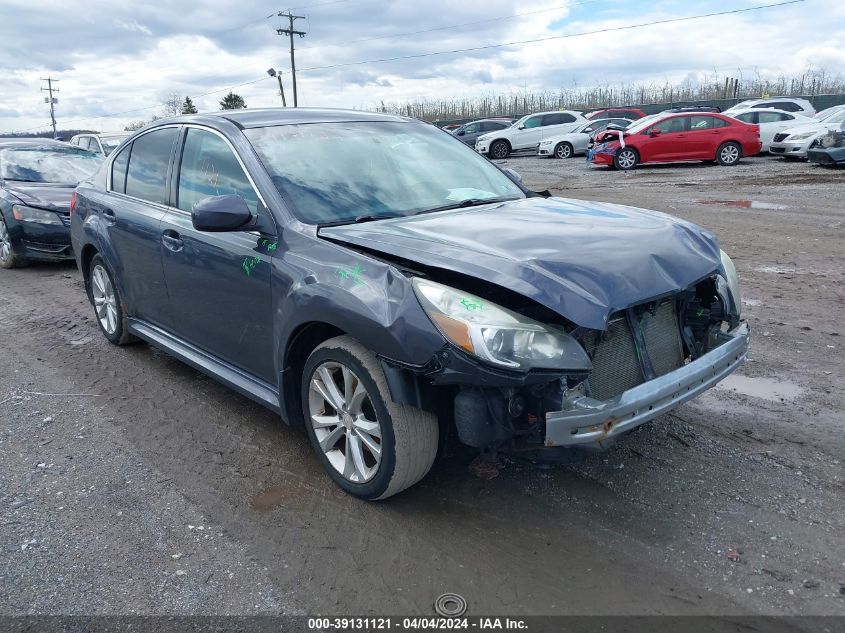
[583, 301, 684, 401]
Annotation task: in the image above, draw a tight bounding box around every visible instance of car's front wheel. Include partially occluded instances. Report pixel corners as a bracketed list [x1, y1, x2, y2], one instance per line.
[716, 142, 742, 166]
[88, 254, 135, 345]
[554, 142, 573, 159]
[614, 147, 639, 170]
[489, 140, 510, 159]
[0, 214, 26, 269]
[302, 336, 439, 500]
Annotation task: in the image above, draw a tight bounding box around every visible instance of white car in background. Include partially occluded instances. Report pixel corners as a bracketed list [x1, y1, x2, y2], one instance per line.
[768, 106, 845, 158]
[475, 110, 587, 159]
[726, 109, 816, 151]
[724, 97, 816, 118]
[538, 118, 632, 158]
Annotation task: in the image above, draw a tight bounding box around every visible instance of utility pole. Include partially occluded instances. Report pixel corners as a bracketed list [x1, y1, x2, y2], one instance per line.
[40, 78, 59, 138]
[276, 11, 306, 107]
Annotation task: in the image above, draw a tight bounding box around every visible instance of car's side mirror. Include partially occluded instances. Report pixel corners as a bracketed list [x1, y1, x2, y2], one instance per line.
[191, 194, 254, 232]
[649, 128, 662, 136]
[501, 167, 523, 185]
[584, 127, 594, 133]
[457, 130, 465, 136]
[518, 125, 526, 130]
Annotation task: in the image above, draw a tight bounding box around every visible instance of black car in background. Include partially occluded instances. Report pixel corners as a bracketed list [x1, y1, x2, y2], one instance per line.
[451, 118, 513, 146]
[71, 108, 747, 500]
[0, 139, 101, 268]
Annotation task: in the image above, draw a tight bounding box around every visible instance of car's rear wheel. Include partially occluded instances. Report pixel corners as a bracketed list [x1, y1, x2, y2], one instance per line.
[613, 147, 639, 170]
[88, 254, 135, 345]
[0, 214, 26, 269]
[489, 140, 510, 159]
[302, 336, 439, 500]
[555, 142, 573, 159]
[716, 142, 742, 166]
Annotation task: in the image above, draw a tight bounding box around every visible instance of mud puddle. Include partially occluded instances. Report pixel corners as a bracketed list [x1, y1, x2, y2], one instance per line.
[713, 374, 804, 402]
[696, 199, 788, 210]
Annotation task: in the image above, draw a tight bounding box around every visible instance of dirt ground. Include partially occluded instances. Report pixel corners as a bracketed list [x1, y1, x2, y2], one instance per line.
[1, 154, 843, 619]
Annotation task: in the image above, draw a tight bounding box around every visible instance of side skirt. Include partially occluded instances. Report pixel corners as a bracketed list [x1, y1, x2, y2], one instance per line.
[127, 318, 281, 414]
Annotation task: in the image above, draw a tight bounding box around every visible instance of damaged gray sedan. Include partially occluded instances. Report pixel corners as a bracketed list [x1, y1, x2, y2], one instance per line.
[71, 108, 748, 500]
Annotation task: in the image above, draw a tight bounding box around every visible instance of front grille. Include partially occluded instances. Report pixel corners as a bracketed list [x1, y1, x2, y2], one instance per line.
[770, 147, 785, 154]
[773, 133, 790, 143]
[583, 301, 684, 401]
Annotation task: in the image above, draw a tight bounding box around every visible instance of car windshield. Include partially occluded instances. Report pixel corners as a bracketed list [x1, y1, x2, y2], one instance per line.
[245, 121, 525, 225]
[0, 146, 102, 183]
[817, 106, 845, 122]
[100, 136, 127, 154]
[624, 114, 662, 134]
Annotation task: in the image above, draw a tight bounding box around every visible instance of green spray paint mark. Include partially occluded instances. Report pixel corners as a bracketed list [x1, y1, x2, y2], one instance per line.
[259, 239, 278, 252]
[337, 263, 366, 286]
[242, 255, 261, 276]
[460, 298, 484, 312]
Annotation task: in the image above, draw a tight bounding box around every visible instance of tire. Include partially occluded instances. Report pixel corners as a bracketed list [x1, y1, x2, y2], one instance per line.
[716, 142, 742, 166]
[0, 213, 27, 269]
[613, 147, 639, 170]
[88, 254, 135, 345]
[489, 140, 510, 160]
[554, 142, 573, 159]
[301, 335, 439, 500]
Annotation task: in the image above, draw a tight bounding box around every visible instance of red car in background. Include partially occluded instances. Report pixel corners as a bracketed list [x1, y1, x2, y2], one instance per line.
[589, 112, 761, 170]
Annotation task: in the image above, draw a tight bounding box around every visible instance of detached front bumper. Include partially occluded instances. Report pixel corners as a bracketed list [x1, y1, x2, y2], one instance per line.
[545, 322, 749, 447]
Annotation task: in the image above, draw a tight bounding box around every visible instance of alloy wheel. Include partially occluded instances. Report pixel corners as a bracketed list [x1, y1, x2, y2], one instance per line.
[555, 143, 572, 159]
[490, 142, 509, 159]
[721, 144, 740, 164]
[91, 264, 118, 335]
[308, 361, 382, 484]
[0, 218, 11, 264]
[617, 149, 637, 169]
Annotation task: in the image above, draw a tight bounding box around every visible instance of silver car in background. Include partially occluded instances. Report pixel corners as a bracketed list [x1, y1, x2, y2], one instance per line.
[538, 118, 632, 158]
[768, 106, 845, 158]
[68, 133, 130, 157]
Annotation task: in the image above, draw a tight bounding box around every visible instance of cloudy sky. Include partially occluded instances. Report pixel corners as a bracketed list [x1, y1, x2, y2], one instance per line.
[1, 0, 843, 133]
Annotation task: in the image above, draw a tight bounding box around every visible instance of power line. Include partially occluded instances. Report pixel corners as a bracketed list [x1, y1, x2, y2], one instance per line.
[4, 0, 806, 133]
[294, 0, 807, 74]
[300, 0, 600, 51]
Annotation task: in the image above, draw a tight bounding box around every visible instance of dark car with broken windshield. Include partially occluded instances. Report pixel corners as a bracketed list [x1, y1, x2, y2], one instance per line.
[1, 138, 102, 268]
[70, 108, 749, 500]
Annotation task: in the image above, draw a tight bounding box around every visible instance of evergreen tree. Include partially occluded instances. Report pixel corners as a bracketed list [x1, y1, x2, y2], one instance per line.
[219, 92, 246, 110]
[181, 96, 198, 114]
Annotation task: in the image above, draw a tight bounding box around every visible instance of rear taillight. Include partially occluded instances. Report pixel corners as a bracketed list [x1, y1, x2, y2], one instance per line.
[70, 191, 77, 215]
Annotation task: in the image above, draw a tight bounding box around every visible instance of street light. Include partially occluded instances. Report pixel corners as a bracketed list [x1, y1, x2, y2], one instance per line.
[267, 68, 287, 107]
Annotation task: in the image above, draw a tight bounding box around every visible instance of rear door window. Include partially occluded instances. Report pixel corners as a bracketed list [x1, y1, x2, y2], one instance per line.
[690, 116, 717, 130]
[176, 128, 259, 215]
[125, 127, 179, 205]
[758, 111, 787, 124]
[735, 112, 757, 123]
[110, 143, 131, 194]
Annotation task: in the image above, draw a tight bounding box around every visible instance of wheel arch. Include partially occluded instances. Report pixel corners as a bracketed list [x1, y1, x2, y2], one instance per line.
[80, 243, 100, 301]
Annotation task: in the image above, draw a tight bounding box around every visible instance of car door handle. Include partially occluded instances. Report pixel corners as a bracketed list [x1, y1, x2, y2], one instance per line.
[161, 230, 184, 252]
[102, 208, 116, 225]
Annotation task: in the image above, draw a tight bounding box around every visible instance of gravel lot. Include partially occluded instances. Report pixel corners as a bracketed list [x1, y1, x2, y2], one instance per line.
[1, 154, 843, 618]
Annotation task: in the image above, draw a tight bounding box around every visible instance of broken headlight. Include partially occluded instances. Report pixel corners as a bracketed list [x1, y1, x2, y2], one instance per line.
[412, 278, 589, 371]
[720, 250, 742, 317]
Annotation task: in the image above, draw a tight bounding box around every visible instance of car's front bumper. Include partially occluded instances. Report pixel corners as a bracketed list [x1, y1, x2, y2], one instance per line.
[769, 139, 814, 158]
[6, 217, 74, 261]
[475, 142, 489, 154]
[544, 322, 749, 447]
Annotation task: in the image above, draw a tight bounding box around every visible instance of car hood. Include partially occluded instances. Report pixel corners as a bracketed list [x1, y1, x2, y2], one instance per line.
[781, 121, 830, 136]
[320, 197, 722, 330]
[3, 183, 74, 211]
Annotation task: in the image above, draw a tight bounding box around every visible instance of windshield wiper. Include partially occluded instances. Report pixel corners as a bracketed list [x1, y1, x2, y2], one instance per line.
[318, 213, 404, 228]
[415, 196, 518, 216]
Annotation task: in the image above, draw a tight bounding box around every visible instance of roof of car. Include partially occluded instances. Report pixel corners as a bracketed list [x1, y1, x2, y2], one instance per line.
[0, 138, 70, 148]
[179, 107, 412, 129]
